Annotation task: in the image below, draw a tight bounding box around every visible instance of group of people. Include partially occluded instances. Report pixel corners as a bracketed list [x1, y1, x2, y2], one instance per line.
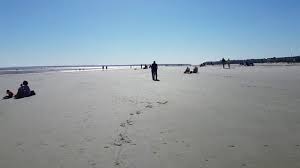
[150, 61, 201, 80]
[2, 81, 35, 100]
[184, 66, 198, 74]
[221, 58, 231, 69]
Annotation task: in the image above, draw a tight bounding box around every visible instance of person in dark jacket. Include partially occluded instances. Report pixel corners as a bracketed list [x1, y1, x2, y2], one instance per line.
[14, 81, 36, 99]
[151, 61, 158, 81]
[221, 58, 226, 69]
[14, 84, 24, 99]
[22, 81, 31, 97]
[227, 59, 231, 69]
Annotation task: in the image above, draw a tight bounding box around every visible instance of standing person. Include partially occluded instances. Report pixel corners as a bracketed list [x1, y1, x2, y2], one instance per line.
[227, 59, 230, 69]
[151, 61, 158, 81]
[221, 58, 226, 69]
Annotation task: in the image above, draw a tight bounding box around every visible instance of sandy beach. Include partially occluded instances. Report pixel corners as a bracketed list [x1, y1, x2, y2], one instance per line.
[1, 65, 300, 168]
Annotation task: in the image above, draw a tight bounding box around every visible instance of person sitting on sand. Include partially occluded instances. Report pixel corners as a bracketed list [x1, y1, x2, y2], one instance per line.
[3, 90, 14, 99]
[184, 67, 191, 74]
[14, 81, 36, 99]
[22, 81, 31, 97]
[193, 66, 198, 73]
[14, 84, 24, 99]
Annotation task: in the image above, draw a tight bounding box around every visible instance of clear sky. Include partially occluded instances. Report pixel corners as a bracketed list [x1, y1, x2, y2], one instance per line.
[0, 0, 300, 67]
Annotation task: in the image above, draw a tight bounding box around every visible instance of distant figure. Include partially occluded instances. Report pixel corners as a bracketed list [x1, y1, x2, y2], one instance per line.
[106, 66, 108, 69]
[221, 58, 226, 69]
[193, 66, 198, 73]
[141, 64, 143, 69]
[143, 64, 148, 69]
[227, 59, 230, 69]
[244, 61, 254, 66]
[151, 61, 158, 81]
[184, 67, 190, 74]
[102, 66, 104, 70]
[15, 81, 36, 99]
[3, 90, 14, 99]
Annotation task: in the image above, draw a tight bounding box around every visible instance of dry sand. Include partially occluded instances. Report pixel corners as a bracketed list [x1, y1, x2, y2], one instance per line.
[1, 65, 300, 168]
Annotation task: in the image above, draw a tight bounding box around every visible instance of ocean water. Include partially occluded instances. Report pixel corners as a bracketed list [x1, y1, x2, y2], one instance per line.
[0, 65, 131, 75]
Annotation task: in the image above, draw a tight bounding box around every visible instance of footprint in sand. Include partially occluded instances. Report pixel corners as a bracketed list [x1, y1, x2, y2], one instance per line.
[112, 133, 131, 147]
[120, 123, 126, 127]
[83, 118, 89, 123]
[241, 163, 247, 167]
[129, 113, 134, 116]
[126, 120, 134, 125]
[39, 141, 48, 147]
[145, 105, 153, 108]
[185, 143, 191, 148]
[263, 145, 269, 147]
[157, 101, 168, 105]
[136, 111, 142, 115]
[16, 142, 24, 146]
[175, 139, 191, 148]
[114, 161, 120, 166]
[16, 142, 24, 152]
[88, 160, 97, 168]
[59, 144, 68, 149]
[113, 142, 122, 146]
[84, 137, 96, 142]
[78, 148, 86, 154]
[228, 145, 236, 148]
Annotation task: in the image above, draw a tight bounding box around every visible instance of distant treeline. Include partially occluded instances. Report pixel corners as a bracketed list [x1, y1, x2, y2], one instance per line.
[203, 55, 300, 65]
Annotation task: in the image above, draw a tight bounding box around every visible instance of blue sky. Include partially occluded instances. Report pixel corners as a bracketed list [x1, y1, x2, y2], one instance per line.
[0, 0, 299, 67]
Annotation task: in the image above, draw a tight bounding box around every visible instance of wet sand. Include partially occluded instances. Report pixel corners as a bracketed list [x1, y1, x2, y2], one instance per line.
[0, 65, 300, 168]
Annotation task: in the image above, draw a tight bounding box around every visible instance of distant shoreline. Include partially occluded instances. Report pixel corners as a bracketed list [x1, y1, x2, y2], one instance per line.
[0, 64, 191, 75]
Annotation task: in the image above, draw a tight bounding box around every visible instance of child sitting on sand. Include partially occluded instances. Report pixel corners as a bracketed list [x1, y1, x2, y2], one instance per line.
[3, 90, 14, 99]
